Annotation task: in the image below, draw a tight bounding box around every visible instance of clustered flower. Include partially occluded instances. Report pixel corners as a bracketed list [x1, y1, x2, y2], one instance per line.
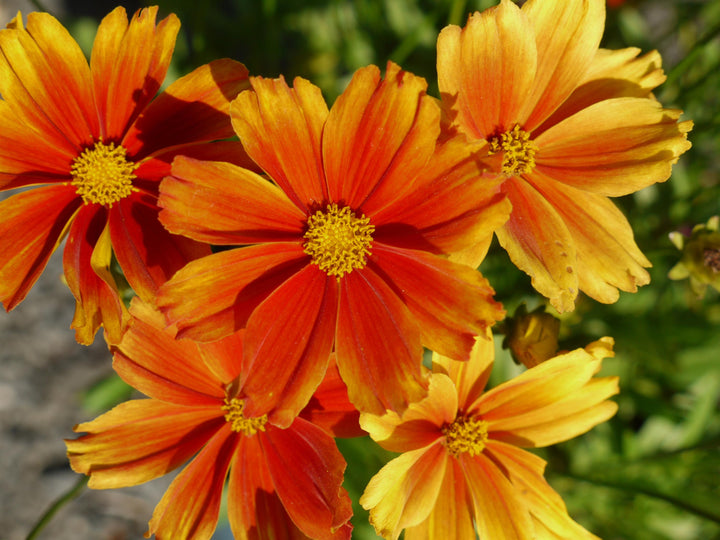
[0, 1, 693, 539]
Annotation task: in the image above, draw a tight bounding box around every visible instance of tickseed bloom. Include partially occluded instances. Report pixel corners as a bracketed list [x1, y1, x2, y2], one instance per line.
[669, 216, 720, 297]
[66, 299, 356, 540]
[360, 332, 618, 540]
[157, 61, 510, 421]
[0, 7, 252, 344]
[438, 0, 692, 312]
[502, 303, 561, 368]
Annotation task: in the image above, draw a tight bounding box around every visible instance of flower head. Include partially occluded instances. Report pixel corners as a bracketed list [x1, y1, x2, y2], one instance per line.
[156, 61, 510, 421]
[502, 303, 561, 368]
[669, 216, 720, 297]
[438, 0, 692, 312]
[66, 298, 356, 540]
[360, 331, 618, 539]
[0, 7, 253, 343]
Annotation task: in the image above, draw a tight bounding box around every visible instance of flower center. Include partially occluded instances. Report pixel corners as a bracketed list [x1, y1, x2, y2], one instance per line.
[222, 397, 268, 436]
[303, 203, 374, 279]
[70, 140, 137, 206]
[488, 124, 537, 176]
[442, 415, 489, 458]
[704, 248, 720, 273]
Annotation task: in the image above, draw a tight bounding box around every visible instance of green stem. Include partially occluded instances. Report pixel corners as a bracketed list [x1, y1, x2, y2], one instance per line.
[26, 475, 89, 540]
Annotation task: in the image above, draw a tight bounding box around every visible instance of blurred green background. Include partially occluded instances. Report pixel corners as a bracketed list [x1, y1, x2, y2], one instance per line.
[35, 0, 720, 538]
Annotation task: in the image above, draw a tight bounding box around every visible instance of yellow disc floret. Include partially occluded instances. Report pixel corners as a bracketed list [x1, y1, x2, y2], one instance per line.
[70, 140, 137, 206]
[303, 203, 374, 279]
[488, 124, 538, 176]
[442, 415, 489, 458]
[222, 397, 268, 436]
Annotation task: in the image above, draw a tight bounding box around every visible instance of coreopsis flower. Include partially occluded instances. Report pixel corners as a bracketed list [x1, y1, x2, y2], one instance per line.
[156, 61, 510, 420]
[66, 299, 355, 540]
[502, 303, 561, 368]
[438, 0, 692, 312]
[360, 332, 618, 540]
[669, 216, 720, 297]
[0, 6, 252, 344]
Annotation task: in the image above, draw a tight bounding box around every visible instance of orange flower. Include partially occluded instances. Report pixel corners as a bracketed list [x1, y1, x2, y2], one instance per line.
[438, 0, 692, 311]
[360, 332, 618, 539]
[66, 299, 355, 540]
[156, 61, 510, 420]
[0, 7, 252, 344]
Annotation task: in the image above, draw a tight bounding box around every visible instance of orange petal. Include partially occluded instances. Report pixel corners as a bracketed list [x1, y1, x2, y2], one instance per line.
[0, 185, 80, 310]
[112, 298, 225, 405]
[324, 62, 439, 215]
[160, 156, 305, 245]
[361, 373, 456, 454]
[529, 171, 651, 304]
[371, 244, 504, 360]
[431, 328, 494, 411]
[123, 59, 250, 158]
[198, 329, 247, 389]
[361, 443, 448, 540]
[461, 452, 533, 540]
[404, 457, 475, 540]
[336, 268, 428, 415]
[536, 97, 692, 197]
[496, 176, 578, 312]
[90, 7, 179, 140]
[0, 11, 96, 151]
[520, 0, 605, 131]
[241, 265, 337, 427]
[437, 0, 537, 139]
[66, 399, 223, 489]
[109, 193, 211, 302]
[487, 441, 599, 539]
[231, 75, 328, 210]
[300, 355, 364, 439]
[63, 206, 130, 345]
[147, 425, 236, 540]
[227, 435, 310, 540]
[538, 48, 666, 130]
[371, 135, 511, 256]
[156, 242, 307, 342]
[263, 419, 353, 539]
[476, 347, 618, 447]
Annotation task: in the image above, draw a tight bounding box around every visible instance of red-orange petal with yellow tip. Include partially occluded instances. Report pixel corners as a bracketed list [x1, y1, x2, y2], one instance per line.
[111, 298, 225, 406]
[370, 244, 503, 361]
[0, 11, 97, 151]
[241, 265, 337, 427]
[156, 242, 308, 342]
[496, 176, 579, 313]
[160, 156, 305, 246]
[0, 185, 80, 310]
[63, 205, 129, 345]
[262, 419, 353, 540]
[324, 62, 439, 215]
[437, 0, 537, 139]
[231, 75, 328, 211]
[520, 0, 605, 131]
[147, 424, 236, 540]
[336, 268, 428, 415]
[66, 399, 223, 490]
[123, 59, 250, 159]
[227, 435, 310, 540]
[109, 193, 211, 302]
[90, 7, 179, 140]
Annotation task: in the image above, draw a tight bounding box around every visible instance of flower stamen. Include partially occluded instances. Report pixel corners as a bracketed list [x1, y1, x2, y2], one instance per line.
[70, 140, 137, 206]
[303, 203, 374, 279]
[222, 397, 268, 436]
[488, 124, 537, 176]
[704, 248, 720, 273]
[442, 415, 489, 458]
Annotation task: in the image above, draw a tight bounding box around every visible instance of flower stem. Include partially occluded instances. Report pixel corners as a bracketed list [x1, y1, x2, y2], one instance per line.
[25, 475, 89, 540]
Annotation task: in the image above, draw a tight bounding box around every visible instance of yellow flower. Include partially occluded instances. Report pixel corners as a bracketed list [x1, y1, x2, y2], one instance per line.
[360, 331, 618, 539]
[503, 303, 561, 368]
[669, 216, 720, 297]
[438, 0, 692, 311]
